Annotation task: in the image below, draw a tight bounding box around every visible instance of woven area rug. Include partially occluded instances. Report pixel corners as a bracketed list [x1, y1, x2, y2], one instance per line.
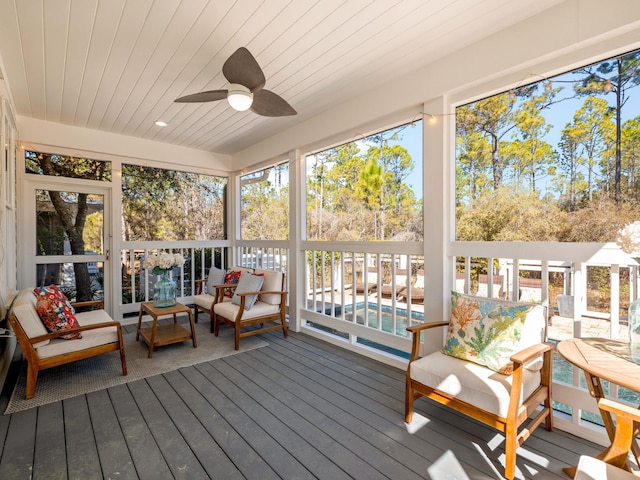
[4, 320, 267, 414]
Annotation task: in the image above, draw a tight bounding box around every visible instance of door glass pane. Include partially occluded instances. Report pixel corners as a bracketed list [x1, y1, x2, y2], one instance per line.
[36, 189, 104, 256]
[35, 188, 105, 303]
[35, 262, 104, 302]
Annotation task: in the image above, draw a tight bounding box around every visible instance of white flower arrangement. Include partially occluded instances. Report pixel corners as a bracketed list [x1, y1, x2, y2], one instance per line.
[616, 221, 640, 260]
[144, 252, 185, 275]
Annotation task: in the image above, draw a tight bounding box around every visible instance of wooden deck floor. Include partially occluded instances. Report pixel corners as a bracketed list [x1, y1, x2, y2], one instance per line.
[0, 325, 601, 479]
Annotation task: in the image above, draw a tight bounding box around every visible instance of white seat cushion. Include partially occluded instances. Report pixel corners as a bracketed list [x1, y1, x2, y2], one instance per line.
[35, 309, 119, 359]
[214, 300, 280, 321]
[194, 293, 230, 310]
[574, 455, 637, 480]
[410, 350, 541, 418]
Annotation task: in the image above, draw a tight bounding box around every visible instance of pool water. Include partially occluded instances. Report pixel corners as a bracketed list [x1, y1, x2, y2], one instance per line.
[341, 302, 424, 337]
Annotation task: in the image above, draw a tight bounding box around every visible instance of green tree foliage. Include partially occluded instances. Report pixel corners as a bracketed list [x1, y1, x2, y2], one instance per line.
[574, 50, 640, 202]
[456, 187, 564, 241]
[507, 87, 557, 191]
[241, 165, 289, 240]
[622, 117, 640, 198]
[456, 128, 492, 202]
[456, 48, 640, 242]
[457, 93, 518, 189]
[306, 123, 422, 242]
[121, 165, 226, 241]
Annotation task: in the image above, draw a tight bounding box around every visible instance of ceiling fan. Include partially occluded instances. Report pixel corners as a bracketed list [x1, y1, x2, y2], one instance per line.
[175, 47, 296, 117]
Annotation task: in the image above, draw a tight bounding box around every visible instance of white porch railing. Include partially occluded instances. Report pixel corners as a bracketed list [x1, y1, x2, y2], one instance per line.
[119, 241, 230, 317]
[300, 242, 424, 366]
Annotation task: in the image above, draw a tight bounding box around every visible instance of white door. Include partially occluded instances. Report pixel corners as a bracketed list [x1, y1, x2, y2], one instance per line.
[23, 179, 111, 309]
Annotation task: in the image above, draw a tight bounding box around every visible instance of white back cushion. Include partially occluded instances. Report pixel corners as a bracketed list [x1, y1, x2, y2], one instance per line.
[206, 266, 226, 295]
[254, 269, 284, 305]
[12, 289, 50, 347]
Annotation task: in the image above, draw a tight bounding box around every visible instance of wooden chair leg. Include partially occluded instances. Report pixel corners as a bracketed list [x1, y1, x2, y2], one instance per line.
[281, 313, 288, 338]
[213, 313, 220, 336]
[405, 382, 414, 423]
[119, 342, 128, 375]
[504, 424, 517, 480]
[234, 321, 241, 350]
[26, 364, 38, 400]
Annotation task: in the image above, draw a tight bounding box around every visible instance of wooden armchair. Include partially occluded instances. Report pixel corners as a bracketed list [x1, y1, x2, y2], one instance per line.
[193, 266, 253, 329]
[213, 269, 288, 349]
[405, 293, 553, 480]
[8, 289, 127, 399]
[574, 398, 640, 480]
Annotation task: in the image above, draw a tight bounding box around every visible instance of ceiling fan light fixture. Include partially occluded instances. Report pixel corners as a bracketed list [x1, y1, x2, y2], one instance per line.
[227, 83, 253, 111]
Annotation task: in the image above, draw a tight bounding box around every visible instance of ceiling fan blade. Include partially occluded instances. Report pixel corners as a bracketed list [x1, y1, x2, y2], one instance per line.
[251, 89, 296, 116]
[174, 90, 227, 103]
[223, 47, 266, 91]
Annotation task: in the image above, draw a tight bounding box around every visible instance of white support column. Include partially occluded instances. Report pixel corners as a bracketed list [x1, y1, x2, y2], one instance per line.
[110, 160, 123, 319]
[288, 149, 303, 331]
[574, 262, 585, 338]
[610, 263, 620, 339]
[424, 96, 448, 324]
[229, 171, 239, 267]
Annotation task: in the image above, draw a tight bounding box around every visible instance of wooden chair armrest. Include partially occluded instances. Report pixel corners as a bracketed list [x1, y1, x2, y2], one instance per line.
[71, 300, 104, 310]
[29, 321, 123, 344]
[510, 342, 551, 365]
[407, 321, 449, 362]
[236, 290, 288, 297]
[598, 397, 640, 423]
[406, 321, 449, 334]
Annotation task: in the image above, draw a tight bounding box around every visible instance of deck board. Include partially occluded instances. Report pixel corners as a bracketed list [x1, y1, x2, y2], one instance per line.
[172, 367, 281, 480]
[0, 408, 37, 479]
[86, 389, 138, 479]
[203, 360, 347, 479]
[34, 402, 67, 479]
[0, 329, 606, 479]
[143, 373, 243, 480]
[63, 395, 103, 479]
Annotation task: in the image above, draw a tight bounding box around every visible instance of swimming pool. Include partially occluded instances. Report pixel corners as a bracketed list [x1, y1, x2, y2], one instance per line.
[337, 302, 424, 337]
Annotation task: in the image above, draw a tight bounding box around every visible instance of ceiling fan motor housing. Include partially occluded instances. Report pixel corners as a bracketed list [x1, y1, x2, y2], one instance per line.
[227, 83, 253, 111]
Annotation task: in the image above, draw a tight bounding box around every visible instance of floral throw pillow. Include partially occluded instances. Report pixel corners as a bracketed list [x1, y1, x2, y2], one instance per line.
[33, 285, 82, 339]
[223, 270, 242, 297]
[442, 292, 531, 374]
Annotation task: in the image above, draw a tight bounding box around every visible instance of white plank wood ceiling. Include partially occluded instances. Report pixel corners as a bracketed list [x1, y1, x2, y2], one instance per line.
[0, 0, 563, 155]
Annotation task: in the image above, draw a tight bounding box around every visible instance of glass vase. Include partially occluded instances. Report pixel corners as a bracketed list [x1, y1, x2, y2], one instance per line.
[629, 298, 640, 364]
[153, 269, 176, 308]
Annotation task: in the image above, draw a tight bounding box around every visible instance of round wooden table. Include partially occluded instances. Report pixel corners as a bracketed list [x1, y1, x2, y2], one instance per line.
[557, 337, 640, 477]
